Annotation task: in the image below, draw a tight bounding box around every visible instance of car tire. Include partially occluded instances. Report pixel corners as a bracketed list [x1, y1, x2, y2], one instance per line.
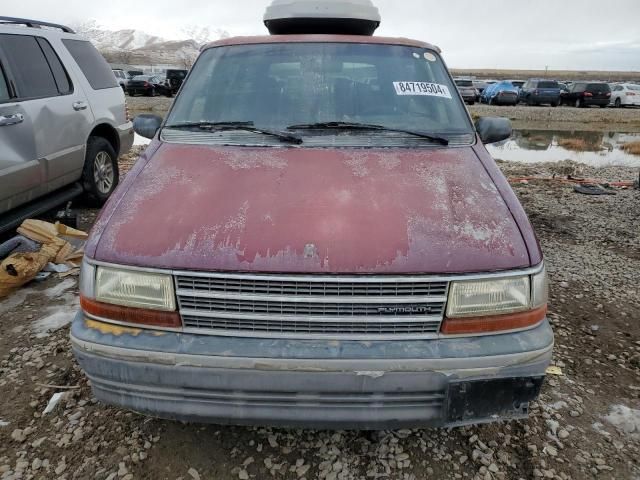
[575, 99, 583, 108]
[551, 101, 559, 107]
[82, 136, 119, 207]
[615, 98, 622, 108]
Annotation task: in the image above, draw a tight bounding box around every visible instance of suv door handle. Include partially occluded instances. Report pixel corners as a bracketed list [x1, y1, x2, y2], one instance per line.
[0, 113, 24, 126]
[73, 101, 88, 111]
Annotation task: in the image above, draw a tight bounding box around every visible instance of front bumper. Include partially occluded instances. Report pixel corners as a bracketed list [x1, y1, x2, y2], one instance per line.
[71, 314, 553, 429]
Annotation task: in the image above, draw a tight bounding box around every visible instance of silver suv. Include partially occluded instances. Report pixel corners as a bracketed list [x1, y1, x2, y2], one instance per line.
[0, 17, 133, 230]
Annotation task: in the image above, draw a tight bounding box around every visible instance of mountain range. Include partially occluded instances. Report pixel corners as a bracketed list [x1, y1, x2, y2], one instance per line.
[73, 21, 229, 68]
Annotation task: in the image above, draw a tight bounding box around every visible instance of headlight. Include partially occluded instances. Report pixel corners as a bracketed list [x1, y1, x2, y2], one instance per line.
[441, 265, 548, 335]
[446, 276, 530, 318]
[531, 266, 549, 308]
[95, 267, 176, 311]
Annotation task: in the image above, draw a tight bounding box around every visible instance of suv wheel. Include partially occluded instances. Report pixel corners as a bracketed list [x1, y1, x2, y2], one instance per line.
[575, 98, 583, 108]
[82, 137, 119, 206]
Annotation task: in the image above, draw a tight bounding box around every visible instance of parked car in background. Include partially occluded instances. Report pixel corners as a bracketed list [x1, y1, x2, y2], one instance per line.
[519, 79, 561, 107]
[454, 78, 477, 105]
[481, 80, 519, 105]
[165, 69, 188, 96]
[561, 82, 611, 108]
[472, 80, 489, 101]
[508, 80, 525, 89]
[0, 17, 133, 233]
[72, 1, 552, 430]
[610, 83, 640, 108]
[558, 82, 570, 95]
[127, 75, 169, 97]
[112, 69, 130, 91]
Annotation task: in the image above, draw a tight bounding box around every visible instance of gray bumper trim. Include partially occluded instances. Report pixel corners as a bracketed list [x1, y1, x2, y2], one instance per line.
[72, 331, 552, 429]
[71, 335, 553, 375]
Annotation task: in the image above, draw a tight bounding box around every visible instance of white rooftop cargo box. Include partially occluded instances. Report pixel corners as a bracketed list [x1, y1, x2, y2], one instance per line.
[264, 0, 381, 36]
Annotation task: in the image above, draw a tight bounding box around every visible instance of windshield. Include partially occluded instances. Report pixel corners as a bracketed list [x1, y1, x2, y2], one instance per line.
[133, 75, 151, 81]
[587, 83, 610, 92]
[455, 79, 473, 87]
[167, 43, 473, 139]
[538, 81, 559, 89]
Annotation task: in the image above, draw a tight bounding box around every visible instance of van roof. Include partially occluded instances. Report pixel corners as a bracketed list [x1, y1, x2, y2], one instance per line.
[202, 34, 441, 53]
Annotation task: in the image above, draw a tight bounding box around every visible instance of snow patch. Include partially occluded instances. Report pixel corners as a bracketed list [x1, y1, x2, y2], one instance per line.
[0, 419, 9, 427]
[43, 279, 76, 298]
[604, 405, 640, 436]
[32, 295, 79, 339]
[0, 288, 35, 316]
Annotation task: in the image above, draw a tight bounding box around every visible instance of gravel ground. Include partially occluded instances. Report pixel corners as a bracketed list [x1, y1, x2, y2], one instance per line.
[1, 98, 640, 479]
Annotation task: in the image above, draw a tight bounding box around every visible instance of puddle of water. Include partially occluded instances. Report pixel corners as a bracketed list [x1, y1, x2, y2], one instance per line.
[487, 129, 640, 167]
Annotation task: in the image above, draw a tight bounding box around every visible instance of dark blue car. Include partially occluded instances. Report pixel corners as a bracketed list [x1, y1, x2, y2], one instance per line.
[519, 79, 561, 106]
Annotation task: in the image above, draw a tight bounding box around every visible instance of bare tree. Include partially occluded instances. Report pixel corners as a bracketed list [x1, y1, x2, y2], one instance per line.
[177, 49, 197, 69]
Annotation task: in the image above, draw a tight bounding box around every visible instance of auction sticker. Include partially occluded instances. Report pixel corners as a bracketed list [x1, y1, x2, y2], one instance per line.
[393, 81, 452, 98]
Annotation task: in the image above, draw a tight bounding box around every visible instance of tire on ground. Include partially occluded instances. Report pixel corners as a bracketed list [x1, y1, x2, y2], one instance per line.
[81, 136, 119, 207]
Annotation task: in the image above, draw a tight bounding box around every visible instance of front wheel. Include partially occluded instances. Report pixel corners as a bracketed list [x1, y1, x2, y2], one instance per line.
[82, 137, 119, 206]
[615, 98, 622, 108]
[575, 98, 583, 108]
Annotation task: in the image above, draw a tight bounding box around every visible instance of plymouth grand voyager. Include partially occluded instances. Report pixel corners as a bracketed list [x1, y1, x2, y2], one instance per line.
[72, 0, 553, 429]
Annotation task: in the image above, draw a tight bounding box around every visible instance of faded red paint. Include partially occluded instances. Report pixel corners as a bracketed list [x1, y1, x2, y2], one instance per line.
[203, 34, 441, 52]
[92, 144, 537, 274]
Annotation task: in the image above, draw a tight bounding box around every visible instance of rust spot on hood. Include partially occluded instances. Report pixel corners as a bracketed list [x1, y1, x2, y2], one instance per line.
[93, 144, 530, 274]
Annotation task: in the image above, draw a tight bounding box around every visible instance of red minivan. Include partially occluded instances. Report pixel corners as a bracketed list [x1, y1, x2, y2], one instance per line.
[72, 1, 552, 429]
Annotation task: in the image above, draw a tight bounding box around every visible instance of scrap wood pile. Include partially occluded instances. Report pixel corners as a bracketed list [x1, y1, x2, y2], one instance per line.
[0, 219, 87, 299]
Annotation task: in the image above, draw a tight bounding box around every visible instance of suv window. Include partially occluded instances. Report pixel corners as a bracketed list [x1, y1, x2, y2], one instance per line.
[36, 38, 72, 95]
[538, 81, 558, 89]
[169, 43, 473, 137]
[0, 66, 9, 101]
[62, 39, 118, 90]
[587, 83, 610, 93]
[0, 34, 59, 99]
[455, 79, 473, 87]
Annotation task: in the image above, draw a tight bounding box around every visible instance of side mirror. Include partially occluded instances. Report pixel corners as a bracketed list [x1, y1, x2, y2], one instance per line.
[133, 114, 163, 139]
[475, 117, 512, 144]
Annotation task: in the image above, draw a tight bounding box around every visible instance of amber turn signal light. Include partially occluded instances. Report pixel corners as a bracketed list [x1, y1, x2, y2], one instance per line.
[80, 295, 182, 328]
[440, 306, 547, 335]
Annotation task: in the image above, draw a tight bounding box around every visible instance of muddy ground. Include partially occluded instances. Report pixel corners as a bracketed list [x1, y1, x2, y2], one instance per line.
[1, 98, 639, 480]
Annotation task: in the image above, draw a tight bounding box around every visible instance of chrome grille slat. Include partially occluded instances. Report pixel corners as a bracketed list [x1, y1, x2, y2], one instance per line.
[176, 273, 448, 339]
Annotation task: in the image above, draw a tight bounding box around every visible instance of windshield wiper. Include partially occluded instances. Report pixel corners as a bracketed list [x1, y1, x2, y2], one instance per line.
[287, 121, 449, 145]
[164, 121, 303, 145]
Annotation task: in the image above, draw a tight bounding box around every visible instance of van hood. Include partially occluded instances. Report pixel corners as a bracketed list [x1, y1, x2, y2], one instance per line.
[92, 143, 530, 273]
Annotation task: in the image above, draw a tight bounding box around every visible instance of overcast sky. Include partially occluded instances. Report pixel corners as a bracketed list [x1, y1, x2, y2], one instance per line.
[4, 0, 640, 71]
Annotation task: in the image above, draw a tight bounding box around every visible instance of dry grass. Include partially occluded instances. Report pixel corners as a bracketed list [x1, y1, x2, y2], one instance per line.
[558, 138, 591, 151]
[621, 141, 640, 155]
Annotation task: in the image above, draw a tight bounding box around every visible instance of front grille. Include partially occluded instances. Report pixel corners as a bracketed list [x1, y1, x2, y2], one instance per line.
[176, 273, 448, 339]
